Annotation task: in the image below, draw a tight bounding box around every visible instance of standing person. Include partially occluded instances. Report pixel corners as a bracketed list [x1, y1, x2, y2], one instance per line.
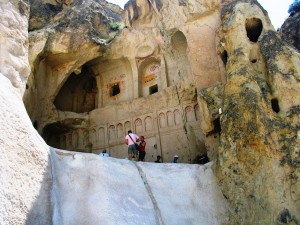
[171, 155, 179, 163]
[125, 130, 139, 161]
[99, 149, 109, 157]
[138, 136, 146, 161]
[155, 155, 161, 163]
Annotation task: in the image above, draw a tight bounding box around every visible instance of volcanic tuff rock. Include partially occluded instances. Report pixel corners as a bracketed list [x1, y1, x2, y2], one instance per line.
[24, 0, 123, 129]
[0, 0, 30, 95]
[29, 0, 123, 32]
[202, 0, 300, 224]
[1, 0, 300, 224]
[24, 0, 224, 163]
[0, 1, 229, 224]
[280, 11, 300, 52]
[0, 1, 52, 224]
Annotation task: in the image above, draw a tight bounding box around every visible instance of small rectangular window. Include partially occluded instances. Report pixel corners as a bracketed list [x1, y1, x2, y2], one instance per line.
[149, 84, 158, 95]
[110, 83, 120, 96]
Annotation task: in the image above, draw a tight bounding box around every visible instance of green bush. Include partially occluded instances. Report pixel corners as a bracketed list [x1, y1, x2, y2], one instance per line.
[288, 0, 300, 13]
[109, 21, 120, 31]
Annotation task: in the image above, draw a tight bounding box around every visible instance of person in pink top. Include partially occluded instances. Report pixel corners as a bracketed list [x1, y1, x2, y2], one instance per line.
[125, 130, 140, 161]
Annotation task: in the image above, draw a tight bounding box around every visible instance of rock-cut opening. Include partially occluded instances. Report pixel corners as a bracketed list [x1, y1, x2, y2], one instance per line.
[245, 18, 263, 43]
[42, 122, 70, 149]
[54, 66, 97, 113]
[206, 117, 221, 136]
[271, 98, 280, 113]
[220, 50, 228, 67]
[149, 84, 158, 95]
[110, 83, 120, 96]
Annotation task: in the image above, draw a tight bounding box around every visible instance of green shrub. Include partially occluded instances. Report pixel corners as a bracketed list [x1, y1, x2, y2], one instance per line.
[109, 21, 121, 31]
[288, 0, 300, 13]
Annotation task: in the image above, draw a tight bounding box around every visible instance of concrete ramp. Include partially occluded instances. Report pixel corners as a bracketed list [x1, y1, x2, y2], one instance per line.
[50, 149, 228, 225]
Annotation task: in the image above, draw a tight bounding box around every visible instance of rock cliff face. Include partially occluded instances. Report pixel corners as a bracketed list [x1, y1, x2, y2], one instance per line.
[0, 1, 52, 224]
[280, 11, 300, 52]
[24, 0, 224, 163]
[1, 0, 300, 224]
[0, 2, 229, 223]
[0, 0, 30, 95]
[198, 1, 300, 223]
[24, 0, 123, 127]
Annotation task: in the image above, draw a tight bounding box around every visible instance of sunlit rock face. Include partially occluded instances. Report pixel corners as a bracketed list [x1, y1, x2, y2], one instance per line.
[0, 1, 52, 224]
[23, 0, 123, 132]
[0, 0, 30, 95]
[50, 150, 229, 225]
[2, 0, 300, 224]
[201, 0, 300, 223]
[1, 2, 229, 224]
[24, 0, 225, 163]
[280, 11, 300, 52]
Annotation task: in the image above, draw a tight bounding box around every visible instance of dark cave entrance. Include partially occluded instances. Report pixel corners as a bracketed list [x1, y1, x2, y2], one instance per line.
[42, 122, 70, 149]
[271, 98, 280, 113]
[245, 18, 263, 42]
[221, 50, 228, 67]
[54, 66, 97, 113]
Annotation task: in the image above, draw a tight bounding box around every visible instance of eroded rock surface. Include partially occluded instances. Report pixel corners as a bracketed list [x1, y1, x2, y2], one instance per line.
[51, 150, 228, 225]
[1, 0, 300, 224]
[280, 11, 300, 52]
[24, 0, 224, 163]
[0, 0, 30, 95]
[0, 2, 52, 224]
[206, 1, 300, 224]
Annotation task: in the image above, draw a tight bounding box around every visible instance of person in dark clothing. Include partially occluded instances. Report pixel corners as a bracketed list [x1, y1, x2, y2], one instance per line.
[155, 155, 161, 163]
[171, 155, 179, 163]
[138, 136, 146, 161]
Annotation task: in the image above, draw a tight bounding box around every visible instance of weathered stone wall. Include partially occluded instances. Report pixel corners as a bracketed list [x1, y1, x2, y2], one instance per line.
[0, 1, 52, 224]
[2, 0, 300, 224]
[50, 150, 229, 224]
[23, 0, 124, 127]
[25, 0, 224, 163]
[0, 0, 30, 95]
[280, 11, 300, 52]
[198, 0, 300, 223]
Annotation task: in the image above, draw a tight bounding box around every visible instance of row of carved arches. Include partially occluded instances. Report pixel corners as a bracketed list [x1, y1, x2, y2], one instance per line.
[106, 116, 154, 141]
[159, 104, 200, 128]
[59, 104, 199, 150]
[59, 116, 155, 149]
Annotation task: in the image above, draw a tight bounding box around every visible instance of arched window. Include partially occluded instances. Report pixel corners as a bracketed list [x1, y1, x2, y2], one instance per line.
[61, 135, 67, 149]
[72, 131, 79, 148]
[117, 123, 123, 138]
[135, 119, 143, 134]
[174, 109, 181, 125]
[109, 125, 115, 140]
[165, 31, 189, 86]
[167, 111, 174, 126]
[124, 121, 131, 135]
[98, 127, 105, 145]
[90, 129, 97, 144]
[138, 58, 161, 97]
[145, 116, 153, 132]
[159, 113, 166, 128]
[185, 106, 195, 122]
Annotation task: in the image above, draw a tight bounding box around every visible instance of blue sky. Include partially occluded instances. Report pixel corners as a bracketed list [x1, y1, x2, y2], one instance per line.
[108, 0, 293, 29]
